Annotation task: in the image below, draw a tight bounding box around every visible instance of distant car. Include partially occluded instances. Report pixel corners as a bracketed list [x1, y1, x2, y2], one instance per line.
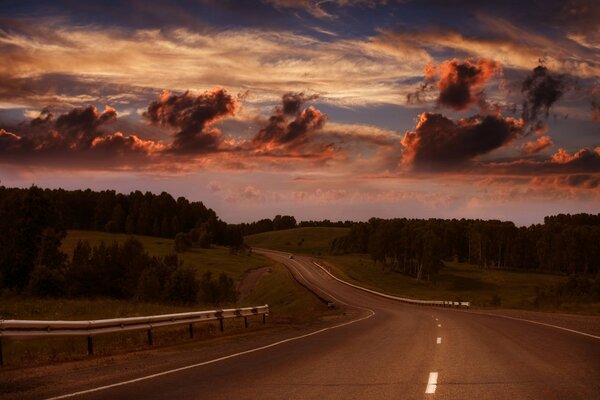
[288, 254, 294, 259]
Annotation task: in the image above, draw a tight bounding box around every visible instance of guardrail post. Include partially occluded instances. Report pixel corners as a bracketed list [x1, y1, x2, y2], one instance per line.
[244, 316, 248, 328]
[219, 318, 224, 332]
[87, 336, 94, 356]
[0, 337, 4, 366]
[147, 329, 154, 346]
[188, 323, 194, 339]
[262, 314, 266, 324]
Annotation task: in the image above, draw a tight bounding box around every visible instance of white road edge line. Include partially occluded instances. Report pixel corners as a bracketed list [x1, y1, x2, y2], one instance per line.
[45, 256, 376, 400]
[425, 372, 438, 394]
[436, 337, 442, 344]
[464, 310, 600, 340]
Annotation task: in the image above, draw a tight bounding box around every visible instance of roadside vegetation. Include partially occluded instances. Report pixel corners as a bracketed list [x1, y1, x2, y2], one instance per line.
[247, 224, 600, 314]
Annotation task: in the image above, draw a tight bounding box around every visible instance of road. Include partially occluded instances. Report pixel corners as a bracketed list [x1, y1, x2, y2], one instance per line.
[39, 250, 600, 399]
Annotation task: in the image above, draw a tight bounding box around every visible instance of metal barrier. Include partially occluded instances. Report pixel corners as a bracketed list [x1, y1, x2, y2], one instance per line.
[313, 261, 470, 308]
[0, 305, 269, 365]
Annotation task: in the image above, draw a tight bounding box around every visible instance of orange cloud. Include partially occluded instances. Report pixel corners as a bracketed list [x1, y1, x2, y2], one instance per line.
[431, 59, 500, 111]
[521, 135, 553, 155]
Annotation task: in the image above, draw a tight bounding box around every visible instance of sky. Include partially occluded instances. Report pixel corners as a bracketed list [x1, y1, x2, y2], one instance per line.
[0, 0, 598, 225]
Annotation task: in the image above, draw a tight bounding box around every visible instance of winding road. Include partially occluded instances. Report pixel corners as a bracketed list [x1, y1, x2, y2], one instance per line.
[27, 250, 600, 399]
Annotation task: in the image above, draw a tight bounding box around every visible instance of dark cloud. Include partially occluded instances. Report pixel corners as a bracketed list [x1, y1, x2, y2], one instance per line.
[11, 105, 117, 151]
[489, 147, 600, 176]
[281, 92, 319, 115]
[401, 112, 523, 170]
[144, 87, 237, 154]
[521, 64, 568, 134]
[407, 59, 499, 111]
[592, 99, 600, 122]
[253, 92, 327, 149]
[0, 106, 160, 169]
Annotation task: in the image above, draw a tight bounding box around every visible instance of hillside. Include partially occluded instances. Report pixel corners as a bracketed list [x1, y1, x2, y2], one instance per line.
[244, 227, 350, 255]
[244, 227, 596, 313]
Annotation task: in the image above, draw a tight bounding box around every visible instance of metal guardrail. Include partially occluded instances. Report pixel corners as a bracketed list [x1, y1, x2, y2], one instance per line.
[0, 305, 269, 365]
[313, 261, 470, 308]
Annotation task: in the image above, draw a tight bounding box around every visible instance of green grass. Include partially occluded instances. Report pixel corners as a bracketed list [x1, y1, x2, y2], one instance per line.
[321, 254, 579, 311]
[62, 230, 266, 281]
[244, 227, 350, 255]
[244, 261, 332, 323]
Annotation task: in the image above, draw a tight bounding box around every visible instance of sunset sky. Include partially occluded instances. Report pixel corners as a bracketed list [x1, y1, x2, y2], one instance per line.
[1, 0, 598, 224]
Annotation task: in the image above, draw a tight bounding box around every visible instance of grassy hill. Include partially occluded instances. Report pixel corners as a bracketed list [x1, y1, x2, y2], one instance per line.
[244, 227, 350, 255]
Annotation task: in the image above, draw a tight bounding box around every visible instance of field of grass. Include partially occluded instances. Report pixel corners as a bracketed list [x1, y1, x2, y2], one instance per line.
[0, 230, 334, 366]
[321, 254, 584, 311]
[244, 227, 349, 255]
[62, 230, 266, 281]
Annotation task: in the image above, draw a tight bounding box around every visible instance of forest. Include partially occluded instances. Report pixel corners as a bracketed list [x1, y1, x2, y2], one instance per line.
[331, 216, 600, 280]
[0, 186, 238, 303]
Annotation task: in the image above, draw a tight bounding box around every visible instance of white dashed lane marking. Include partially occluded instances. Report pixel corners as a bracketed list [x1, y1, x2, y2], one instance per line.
[425, 372, 438, 394]
[436, 337, 442, 344]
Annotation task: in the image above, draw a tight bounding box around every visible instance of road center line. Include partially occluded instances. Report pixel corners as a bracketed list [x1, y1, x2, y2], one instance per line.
[425, 372, 438, 394]
[436, 337, 441, 344]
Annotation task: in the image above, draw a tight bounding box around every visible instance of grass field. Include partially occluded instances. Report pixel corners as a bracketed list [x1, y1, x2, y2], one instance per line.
[0, 230, 333, 366]
[244, 227, 349, 255]
[321, 254, 572, 310]
[62, 230, 266, 281]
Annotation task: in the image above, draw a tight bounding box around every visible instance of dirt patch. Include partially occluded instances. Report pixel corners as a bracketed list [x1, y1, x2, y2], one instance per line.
[237, 267, 271, 299]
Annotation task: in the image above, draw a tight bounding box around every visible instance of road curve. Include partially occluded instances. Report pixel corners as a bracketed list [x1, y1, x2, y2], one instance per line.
[45, 250, 600, 400]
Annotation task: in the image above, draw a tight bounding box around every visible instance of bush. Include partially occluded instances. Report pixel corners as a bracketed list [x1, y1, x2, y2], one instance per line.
[28, 264, 66, 297]
[165, 266, 200, 305]
[199, 271, 238, 305]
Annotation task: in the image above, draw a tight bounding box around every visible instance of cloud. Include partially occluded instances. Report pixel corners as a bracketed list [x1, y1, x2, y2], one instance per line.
[401, 112, 524, 170]
[14, 105, 117, 151]
[0, 21, 431, 109]
[252, 92, 327, 150]
[593, 100, 600, 121]
[265, 0, 386, 18]
[488, 147, 600, 176]
[0, 106, 163, 169]
[90, 132, 164, 155]
[521, 135, 553, 155]
[521, 64, 569, 134]
[144, 87, 238, 154]
[532, 174, 600, 191]
[408, 59, 500, 111]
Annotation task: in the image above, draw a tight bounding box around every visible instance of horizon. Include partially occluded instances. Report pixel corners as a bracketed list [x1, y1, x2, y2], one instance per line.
[1, 1, 598, 224]
[3, 182, 595, 227]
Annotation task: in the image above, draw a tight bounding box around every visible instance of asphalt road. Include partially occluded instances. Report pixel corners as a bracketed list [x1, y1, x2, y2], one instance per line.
[44, 250, 600, 400]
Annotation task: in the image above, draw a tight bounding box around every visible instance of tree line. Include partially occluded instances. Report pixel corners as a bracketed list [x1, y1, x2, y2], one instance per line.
[331, 215, 600, 280]
[236, 215, 352, 236]
[0, 185, 228, 241]
[0, 186, 238, 304]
